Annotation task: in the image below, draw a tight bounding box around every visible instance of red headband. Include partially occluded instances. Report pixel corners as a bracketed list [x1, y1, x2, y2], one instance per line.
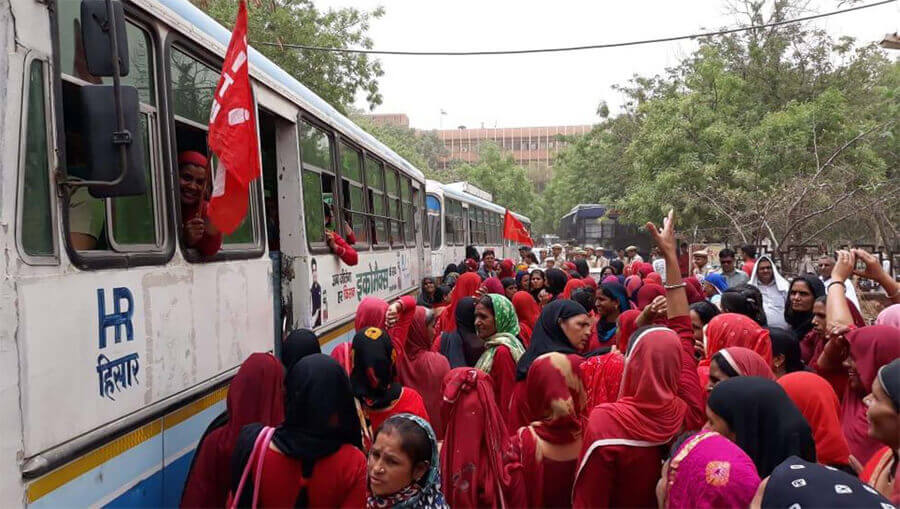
[178, 150, 208, 169]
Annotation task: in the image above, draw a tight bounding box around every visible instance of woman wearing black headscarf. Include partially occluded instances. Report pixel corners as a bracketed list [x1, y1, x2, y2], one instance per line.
[574, 258, 590, 279]
[349, 327, 429, 439]
[784, 275, 826, 339]
[542, 268, 569, 304]
[706, 376, 816, 477]
[229, 354, 365, 507]
[281, 329, 321, 371]
[439, 297, 483, 368]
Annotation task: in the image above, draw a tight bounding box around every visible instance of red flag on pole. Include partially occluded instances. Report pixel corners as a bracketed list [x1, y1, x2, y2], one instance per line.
[206, 0, 260, 234]
[503, 209, 534, 247]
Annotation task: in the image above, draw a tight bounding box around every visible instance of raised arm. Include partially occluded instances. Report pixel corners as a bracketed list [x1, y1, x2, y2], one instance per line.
[826, 250, 856, 329]
[646, 209, 688, 319]
[853, 248, 900, 305]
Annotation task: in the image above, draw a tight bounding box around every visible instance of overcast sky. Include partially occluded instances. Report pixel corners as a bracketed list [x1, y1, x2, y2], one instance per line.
[312, 0, 898, 130]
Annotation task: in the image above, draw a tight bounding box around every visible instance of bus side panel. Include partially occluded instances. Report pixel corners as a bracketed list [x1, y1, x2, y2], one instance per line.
[302, 248, 419, 338]
[17, 258, 272, 459]
[24, 387, 227, 508]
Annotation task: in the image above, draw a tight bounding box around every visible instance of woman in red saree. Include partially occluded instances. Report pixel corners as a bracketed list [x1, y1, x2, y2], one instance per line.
[562, 278, 585, 300]
[698, 313, 772, 391]
[574, 327, 688, 508]
[777, 371, 854, 472]
[354, 296, 416, 378]
[512, 290, 540, 347]
[440, 368, 523, 508]
[506, 352, 586, 508]
[706, 346, 775, 392]
[227, 354, 365, 507]
[860, 359, 900, 503]
[181, 353, 284, 508]
[579, 350, 625, 415]
[396, 307, 450, 439]
[433, 272, 482, 346]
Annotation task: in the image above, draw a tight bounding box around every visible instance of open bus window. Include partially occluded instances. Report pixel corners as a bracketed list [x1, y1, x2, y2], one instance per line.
[299, 121, 335, 246]
[170, 47, 258, 257]
[366, 156, 387, 246]
[58, 7, 161, 253]
[340, 143, 368, 245]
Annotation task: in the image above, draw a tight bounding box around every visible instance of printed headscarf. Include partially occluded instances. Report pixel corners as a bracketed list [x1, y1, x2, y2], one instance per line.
[475, 294, 525, 374]
[663, 431, 761, 509]
[350, 327, 401, 409]
[367, 413, 448, 509]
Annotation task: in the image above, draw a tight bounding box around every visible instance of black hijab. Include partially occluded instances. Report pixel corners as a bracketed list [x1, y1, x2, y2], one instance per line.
[878, 358, 900, 411]
[349, 327, 402, 409]
[761, 456, 892, 508]
[544, 268, 568, 298]
[768, 327, 805, 373]
[574, 259, 590, 278]
[784, 275, 825, 339]
[282, 329, 321, 371]
[707, 376, 816, 477]
[516, 300, 587, 379]
[440, 297, 482, 368]
[231, 354, 361, 505]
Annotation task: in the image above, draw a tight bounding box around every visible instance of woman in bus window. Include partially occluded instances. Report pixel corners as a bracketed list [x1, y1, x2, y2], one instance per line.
[179, 151, 222, 257]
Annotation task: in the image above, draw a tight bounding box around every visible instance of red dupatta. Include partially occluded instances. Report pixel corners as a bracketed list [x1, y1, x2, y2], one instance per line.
[636, 283, 666, 310]
[580, 351, 626, 414]
[355, 297, 387, 330]
[440, 368, 512, 508]
[396, 307, 450, 438]
[181, 353, 284, 508]
[843, 326, 900, 464]
[436, 273, 482, 335]
[778, 371, 851, 467]
[579, 327, 687, 469]
[508, 353, 585, 507]
[562, 279, 585, 300]
[717, 347, 775, 380]
[615, 309, 641, 353]
[699, 313, 772, 390]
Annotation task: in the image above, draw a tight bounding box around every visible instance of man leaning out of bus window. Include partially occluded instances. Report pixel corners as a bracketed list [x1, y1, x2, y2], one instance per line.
[324, 201, 358, 266]
[179, 151, 222, 258]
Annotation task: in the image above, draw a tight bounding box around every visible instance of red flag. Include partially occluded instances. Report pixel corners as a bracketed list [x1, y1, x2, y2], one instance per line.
[503, 209, 533, 247]
[207, 0, 260, 234]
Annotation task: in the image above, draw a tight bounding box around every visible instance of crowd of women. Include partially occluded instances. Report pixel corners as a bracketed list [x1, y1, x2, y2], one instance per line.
[181, 211, 900, 508]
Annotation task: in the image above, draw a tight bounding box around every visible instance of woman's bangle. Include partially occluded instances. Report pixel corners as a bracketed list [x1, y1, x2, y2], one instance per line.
[827, 280, 846, 292]
[665, 282, 686, 290]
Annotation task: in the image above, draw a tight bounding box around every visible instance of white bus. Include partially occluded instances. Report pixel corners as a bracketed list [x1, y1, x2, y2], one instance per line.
[1, 0, 429, 506]
[425, 180, 531, 278]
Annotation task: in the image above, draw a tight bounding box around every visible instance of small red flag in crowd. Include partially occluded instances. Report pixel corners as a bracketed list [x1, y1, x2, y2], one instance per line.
[503, 209, 534, 247]
[206, 0, 260, 234]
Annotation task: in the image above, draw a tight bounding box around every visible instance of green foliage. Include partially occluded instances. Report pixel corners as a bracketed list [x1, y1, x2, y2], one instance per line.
[350, 115, 452, 180]
[192, 0, 384, 112]
[543, 0, 899, 250]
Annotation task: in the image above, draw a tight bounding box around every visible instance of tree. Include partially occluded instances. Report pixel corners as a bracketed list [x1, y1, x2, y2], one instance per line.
[543, 0, 898, 253]
[351, 115, 452, 180]
[192, 0, 384, 112]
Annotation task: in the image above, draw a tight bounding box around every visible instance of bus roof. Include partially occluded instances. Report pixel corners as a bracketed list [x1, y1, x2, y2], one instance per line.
[155, 0, 425, 182]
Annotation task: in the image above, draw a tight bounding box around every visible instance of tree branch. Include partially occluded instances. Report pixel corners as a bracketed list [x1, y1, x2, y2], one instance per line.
[797, 192, 898, 245]
[701, 190, 750, 244]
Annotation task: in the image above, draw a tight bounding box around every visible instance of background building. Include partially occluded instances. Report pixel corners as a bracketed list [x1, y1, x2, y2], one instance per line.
[362, 113, 410, 128]
[436, 125, 592, 190]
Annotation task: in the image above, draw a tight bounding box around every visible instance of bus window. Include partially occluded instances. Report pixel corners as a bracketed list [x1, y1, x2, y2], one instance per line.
[170, 47, 257, 255]
[299, 121, 335, 246]
[59, 10, 163, 254]
[426, 195, 441, 248]
[444, 198, 455, 246]
[402, 177, 414, 247]
[340, 143, 368, 245]
[365, 156, 387, 246]
[385, 167, 401, 246]
[19, 60, 55, 259]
